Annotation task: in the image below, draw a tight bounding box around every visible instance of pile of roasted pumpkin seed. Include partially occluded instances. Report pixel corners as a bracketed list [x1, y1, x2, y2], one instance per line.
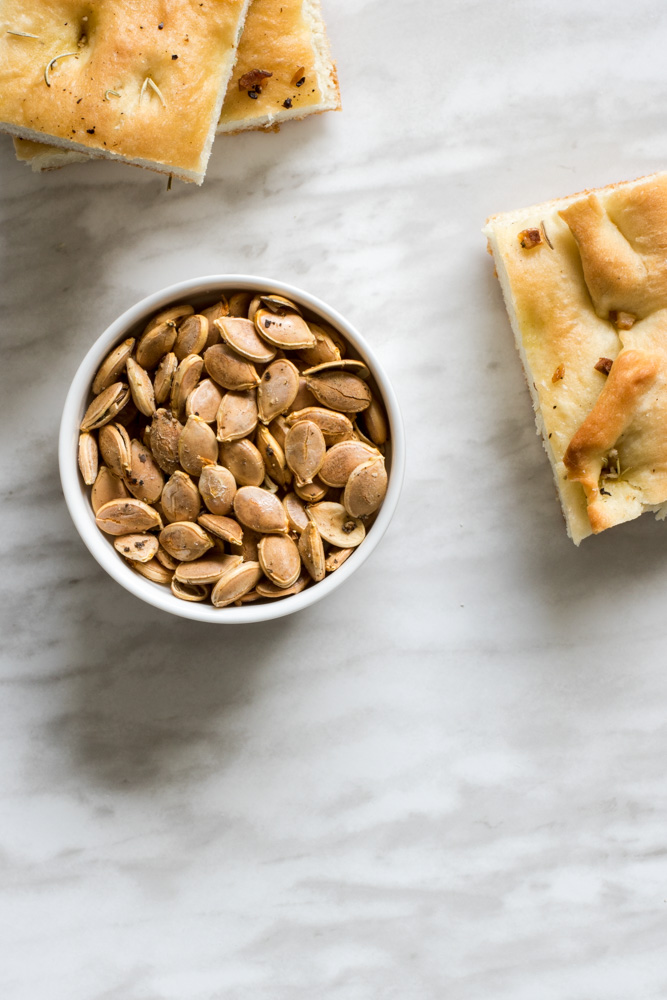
[78, 291, 390, 607]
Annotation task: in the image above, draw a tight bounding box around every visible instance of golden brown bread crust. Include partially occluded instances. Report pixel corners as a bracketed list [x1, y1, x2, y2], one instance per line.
[218, 0, 340, 133]
[484, 172, 667, 543]
[0, 0, 251, 182]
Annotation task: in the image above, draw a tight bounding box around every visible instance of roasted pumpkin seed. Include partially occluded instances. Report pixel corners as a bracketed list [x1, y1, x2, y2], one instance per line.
[258, 534, 301, 589]
[258, 293, 302, 315]
[319, 440, 379, 488]
[283, 491, 309, 533]
[302, 359, 371, 380]
[297, 322, 341, 367]
[95, 498, 162, 535]
[256, 424, 290, 487]
[161, 470, 201, 523]
[136, 321, 178, 370]
[171, 579, 209, 602]
[306, 371, 372, 412]
[171, 353, 203, 419]
[174, 314, 208, 360]
[178, 415, 218, 476]
[360, 394, 388, 446]
[284, 420, 326, 486]
[343, 455, 387, 517]
[124, 439, 164, 504]
[298, 521, 326, 582]
[149, 408, 183, 475]
[325, 547, 354, 572]
[185, 378, 223, 423]
[126, 357, 156, 417]
[174, 553, 242, 585]
[294, 477, 329, 503]
[204, 343, 260, 391]
[216, 389, 258, 443]
[211, 561, 263, 608]
[233, 485, 288, 534]
[114, 533, 159, 563]
[215, 317, 276, 363]
[156, 543, 179, 571]
[307, 502, 365, 547]
[228, 291, 253, 317]
[92, 338, 135, 395]
[254, 308, 316, 350]
[98, 422, 132, 478]
[133, 558, 174, 585]
[219, 439, 265, 487]
[197, 513, 243, 546]
[287, 407, 354, 446]
[78, 432, 99, 485]
[154, 352, 178, 405]
[198, 463, 237, 515]
[257, 358, 300, 423]
[160, 521, 213, 561]
[229, 525, 261, 562]
[143, 304, 194, 336]
[80, 382, 129, 431]
[256, 572, 309, 599]
[91, 466, 129, 513]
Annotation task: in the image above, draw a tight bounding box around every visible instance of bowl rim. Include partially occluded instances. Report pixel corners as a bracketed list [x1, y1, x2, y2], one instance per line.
[59, 275, 405, 623]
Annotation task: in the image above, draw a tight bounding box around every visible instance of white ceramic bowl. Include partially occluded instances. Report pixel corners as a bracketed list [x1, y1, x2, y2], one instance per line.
[59, 276, 405, 622]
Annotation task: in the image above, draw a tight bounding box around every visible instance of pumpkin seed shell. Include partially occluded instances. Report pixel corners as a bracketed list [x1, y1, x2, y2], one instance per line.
[258, 534, 301, 589]
[284, 420, 326, 486]
[319, 440, 379, 488]
[160, 521, 213, 562]
[233, 485, 289, 534]
[154, 352, 178, 405]
[174, 314, 208, 360]
[185, 378, 223, 423]
[211, 561, 263, 608]
[216, 389, 258, 443]
[197, 513, 243, 546]
[215, 317, 276, 363]
[178, 415, 218, 476]
[78, 432, 99, 485]
[343, 456, 388, 517]
[204, 343, 260, 391]
[114, 533, 159, 563]
[198, 463, 237, 515]
[136, 322, 178, 370]
[171, 579, 209, 602]
[92, 338, 135, 395]
[80, 382, 129, 431]
[219, 439, 265, 487]
[298, 521, 326, 582]
[257, 358, 300, 423]
[254, 308, 316, 350]
[306, 502, 365, 548]
[95, 498, 162, 535]
[149, 408, 183, 475]
[124, 439, 165, 504]
[161, 470, 201, 523]
[306, 371, 372, 413]
[91, 467, 129, 513]
[98, 422, 132, 478]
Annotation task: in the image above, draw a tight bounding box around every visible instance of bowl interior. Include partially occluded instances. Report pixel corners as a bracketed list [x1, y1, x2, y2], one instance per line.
[60, 276, 405, 622]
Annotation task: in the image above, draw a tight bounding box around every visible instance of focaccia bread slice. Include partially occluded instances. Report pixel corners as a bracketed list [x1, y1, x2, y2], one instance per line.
[13, 0, 340, 172]
[217, 0, 340, 134]
[484, 172, 667, 544]
[0, 0, 252, 184]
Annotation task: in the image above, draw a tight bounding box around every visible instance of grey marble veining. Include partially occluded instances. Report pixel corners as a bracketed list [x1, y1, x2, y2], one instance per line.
[2, 1, 667, 997]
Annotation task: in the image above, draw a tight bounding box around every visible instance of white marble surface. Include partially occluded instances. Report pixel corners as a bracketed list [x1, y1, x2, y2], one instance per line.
[3, 1, 667, 996]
